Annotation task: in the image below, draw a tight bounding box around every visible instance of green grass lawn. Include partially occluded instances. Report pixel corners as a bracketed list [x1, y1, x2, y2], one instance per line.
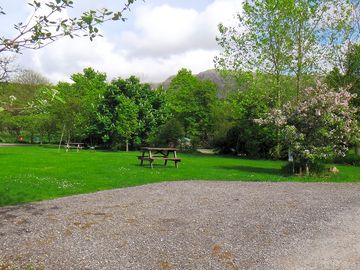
[0, 146, 359, 206]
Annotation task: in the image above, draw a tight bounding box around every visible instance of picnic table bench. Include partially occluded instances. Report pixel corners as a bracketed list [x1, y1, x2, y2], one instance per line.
[138, 147, 181, 168]
[65, 143, 85, 152]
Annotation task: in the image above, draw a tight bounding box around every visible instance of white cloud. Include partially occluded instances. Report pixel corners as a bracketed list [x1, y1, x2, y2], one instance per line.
[17, 0, 243, 83]
[121, 0, 242, 57]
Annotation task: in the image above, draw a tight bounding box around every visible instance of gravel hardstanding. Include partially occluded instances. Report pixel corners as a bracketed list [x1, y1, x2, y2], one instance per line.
[1, 181, 360, 270]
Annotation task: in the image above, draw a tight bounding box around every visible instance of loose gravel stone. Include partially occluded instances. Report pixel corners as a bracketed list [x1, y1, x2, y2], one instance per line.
[1, 181, 360, 270]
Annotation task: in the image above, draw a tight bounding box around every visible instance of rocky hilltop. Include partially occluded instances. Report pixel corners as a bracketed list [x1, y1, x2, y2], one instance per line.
[149, 69, 235, 98]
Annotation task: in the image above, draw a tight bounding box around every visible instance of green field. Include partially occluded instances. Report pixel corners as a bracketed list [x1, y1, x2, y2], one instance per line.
[0, 146, 359, 206]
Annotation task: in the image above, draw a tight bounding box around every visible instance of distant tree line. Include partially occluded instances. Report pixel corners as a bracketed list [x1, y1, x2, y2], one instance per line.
[0, 67, 220, 151]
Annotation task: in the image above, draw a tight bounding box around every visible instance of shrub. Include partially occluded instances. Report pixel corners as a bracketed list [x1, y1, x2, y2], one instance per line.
[259, 82, 360, 174]
[154, 118, 184, 147]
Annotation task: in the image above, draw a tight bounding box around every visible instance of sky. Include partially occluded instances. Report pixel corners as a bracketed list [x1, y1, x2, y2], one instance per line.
[0, 0, 243, 83]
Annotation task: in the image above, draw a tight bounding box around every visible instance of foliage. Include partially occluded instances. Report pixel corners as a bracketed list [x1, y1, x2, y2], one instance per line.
[111, 76, 168, 146]
[215, 0, 357, 97]
[326, 43, 360, 118]
[115, 95, 139, 151]
[154, 118, 185, 147]
[259, 81, 359, 173]
[166, 68, 218, 145]
[96, 76, 167, 149]
[281, 160, 327, 175]
[214, 82, 278, 157]
[0, 82, 41, 112]
[333, 149, 360, 166]
[50, 68, 107, 143]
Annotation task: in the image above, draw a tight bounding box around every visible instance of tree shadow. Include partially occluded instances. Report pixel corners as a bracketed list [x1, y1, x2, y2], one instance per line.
[135, 163, 179, 169]
[216, 165, 284, 176]
[0, 192, 60, 218]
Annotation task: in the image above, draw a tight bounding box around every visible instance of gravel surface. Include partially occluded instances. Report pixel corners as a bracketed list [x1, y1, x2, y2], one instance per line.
[1, 181, 360, 270]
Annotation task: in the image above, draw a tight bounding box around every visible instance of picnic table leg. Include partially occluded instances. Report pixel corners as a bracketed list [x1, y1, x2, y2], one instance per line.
[149, 150, 153, 168]
[164, 150, 169, 166]
[140, 151, 145, 166]
[173, 150, 178, 168]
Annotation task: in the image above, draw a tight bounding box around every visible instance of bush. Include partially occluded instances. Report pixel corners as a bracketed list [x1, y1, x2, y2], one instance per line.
[282, 161, 326, 175]
[260, 82, 359, 171]
[154, 118, 184, 147]
[333, 149, 360, 166]
[213, 124, 277, 158]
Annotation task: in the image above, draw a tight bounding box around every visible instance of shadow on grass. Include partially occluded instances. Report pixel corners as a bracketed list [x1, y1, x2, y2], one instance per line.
[136, 164, 180, 169]
[216, 165, 285, 176]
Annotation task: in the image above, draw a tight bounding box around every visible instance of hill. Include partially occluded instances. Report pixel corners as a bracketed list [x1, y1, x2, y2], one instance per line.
[150, 69, 235, 98]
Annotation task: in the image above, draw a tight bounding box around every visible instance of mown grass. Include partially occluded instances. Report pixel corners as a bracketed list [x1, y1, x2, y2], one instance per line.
[0, 146, 359, 206]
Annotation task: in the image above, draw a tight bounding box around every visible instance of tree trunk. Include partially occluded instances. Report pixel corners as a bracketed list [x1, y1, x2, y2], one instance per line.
[125, 140, 129, 152]
[305, 162, 309, 176]
[296, 21, 303, 98]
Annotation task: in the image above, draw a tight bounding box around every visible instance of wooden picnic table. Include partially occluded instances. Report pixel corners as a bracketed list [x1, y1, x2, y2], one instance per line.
[138, 147, 181, 168]
[65, 143, 85, 152]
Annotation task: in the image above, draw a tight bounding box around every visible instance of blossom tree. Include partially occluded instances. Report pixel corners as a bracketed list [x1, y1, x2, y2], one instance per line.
[259, 81, 359, 175]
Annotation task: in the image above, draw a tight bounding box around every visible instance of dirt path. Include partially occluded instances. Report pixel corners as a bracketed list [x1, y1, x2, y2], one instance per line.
[0, 144, 34, 147]
[1, 181, 360, 269]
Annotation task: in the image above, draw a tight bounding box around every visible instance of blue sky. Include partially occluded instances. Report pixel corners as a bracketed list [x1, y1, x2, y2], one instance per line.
[0, 0, 243, 83]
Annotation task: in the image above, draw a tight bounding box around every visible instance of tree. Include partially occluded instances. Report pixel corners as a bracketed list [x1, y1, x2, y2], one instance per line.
[323, 1, 360, 73]
[52, 68, 107, 143]
[154, 118, 185, 147]
[227, 85, 277, 157]
[215, 0, 295, 107]
[326, 43, 360, 156]
[326, 43, 360, 112]
[259, 82, 359, 175]
[215, 0, 357, 98]
[167, 69, 218, 146]
[13, 69, 50, 85]
[111, 76, 168, 146]
[344, 43, 360, 110]
[116, 95, 138, 152]
[0, 0, 137, 53]
[96, 84, 135, 149]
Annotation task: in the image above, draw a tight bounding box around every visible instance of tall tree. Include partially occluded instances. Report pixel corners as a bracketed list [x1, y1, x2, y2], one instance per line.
[111, 76, 167, 145]
[49, 68, 107, 143]
[167, 69, 218, 145]
[326, 44, 360, 111]
[116, 95, 139, 152]
[215, 0, 357, 98]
